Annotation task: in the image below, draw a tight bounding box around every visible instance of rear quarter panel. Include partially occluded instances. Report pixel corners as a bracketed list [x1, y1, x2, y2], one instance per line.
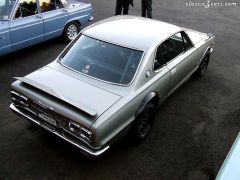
[186, 30, 215, 67]
[67, 3, 92, 26]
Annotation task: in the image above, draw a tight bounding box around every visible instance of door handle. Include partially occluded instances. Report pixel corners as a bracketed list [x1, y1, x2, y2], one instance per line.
[171, 68, 177, 74]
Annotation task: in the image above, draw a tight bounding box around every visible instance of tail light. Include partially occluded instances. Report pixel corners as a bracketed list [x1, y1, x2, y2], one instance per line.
[68, 121, 93, 142]
[11, 91, 29, 107]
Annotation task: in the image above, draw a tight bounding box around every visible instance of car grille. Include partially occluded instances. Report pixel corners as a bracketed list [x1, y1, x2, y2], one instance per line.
[28, 99, 69, 128]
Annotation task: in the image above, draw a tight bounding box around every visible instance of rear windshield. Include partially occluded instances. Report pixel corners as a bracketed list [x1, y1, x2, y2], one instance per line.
[0, 0, 15, 19]
[60, 35, 143, 85]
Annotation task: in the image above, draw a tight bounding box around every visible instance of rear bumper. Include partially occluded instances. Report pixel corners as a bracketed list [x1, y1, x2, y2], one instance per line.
[9, 103, 109, 157]
[89, 16, 94, 21]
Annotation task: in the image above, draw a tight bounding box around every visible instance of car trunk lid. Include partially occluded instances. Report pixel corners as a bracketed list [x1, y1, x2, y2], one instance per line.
[15, 66, 121, 118]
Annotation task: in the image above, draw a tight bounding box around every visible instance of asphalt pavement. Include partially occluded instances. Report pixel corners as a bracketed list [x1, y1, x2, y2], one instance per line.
[0, 0, 240, 179]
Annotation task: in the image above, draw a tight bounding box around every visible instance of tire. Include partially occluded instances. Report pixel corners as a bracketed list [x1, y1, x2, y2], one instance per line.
[63, 22, 80, 42]
[195, 53, 210, 77]
[131, 103, 155, 141]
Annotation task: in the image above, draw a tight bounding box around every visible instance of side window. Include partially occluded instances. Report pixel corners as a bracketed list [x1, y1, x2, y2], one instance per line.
[182, 31, 193, 51]
[154, 32, 185, 70]
[40, 0, 64, 13]
[56, 0, 64, 9]
[15, 0, 38, 19]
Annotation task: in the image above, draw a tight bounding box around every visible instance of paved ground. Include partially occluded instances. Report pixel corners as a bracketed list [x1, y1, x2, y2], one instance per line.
[0, 0, 240, 179]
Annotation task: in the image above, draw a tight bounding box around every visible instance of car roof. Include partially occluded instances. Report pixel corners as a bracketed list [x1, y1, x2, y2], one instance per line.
[83, 15, 182, 51]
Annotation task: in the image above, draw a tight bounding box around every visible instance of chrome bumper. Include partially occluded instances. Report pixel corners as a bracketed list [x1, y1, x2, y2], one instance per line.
[9, 103, 109, 157]
[89, 16, 94, 21]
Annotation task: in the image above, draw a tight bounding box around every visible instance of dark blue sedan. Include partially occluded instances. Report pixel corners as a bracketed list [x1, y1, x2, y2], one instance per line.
[0, 0, 93, 56]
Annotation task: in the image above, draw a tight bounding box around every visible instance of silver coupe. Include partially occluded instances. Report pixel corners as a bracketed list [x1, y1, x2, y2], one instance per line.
[10, 16, 215, 156]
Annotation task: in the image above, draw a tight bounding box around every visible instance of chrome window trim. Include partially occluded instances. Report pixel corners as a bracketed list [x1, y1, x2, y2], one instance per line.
[153, 31, 195, 72]
[58, 34, 145, 87]
[38, 0, 67, 13]
[181, 31, 194, 51]
[10, 21, 43, 31]
[183, 31, 195, 48]
[9, 0, 19, 20]
[10, 0, 39, 21]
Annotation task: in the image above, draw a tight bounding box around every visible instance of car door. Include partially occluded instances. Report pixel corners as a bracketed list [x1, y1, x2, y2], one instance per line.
[152, 46, 171, 102]
[164, 32, 196, 94]
[10, 0, 44, 51]
[0, 21, 12, 55]
[39, 0, 68, 40]
[0, 0, 14, 55]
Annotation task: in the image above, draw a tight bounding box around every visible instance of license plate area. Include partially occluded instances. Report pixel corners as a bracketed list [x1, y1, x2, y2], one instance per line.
[38, 113, 57, 127]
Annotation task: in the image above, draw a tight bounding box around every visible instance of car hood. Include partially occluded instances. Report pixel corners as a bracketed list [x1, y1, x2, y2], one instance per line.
[16, 66, 121, 118]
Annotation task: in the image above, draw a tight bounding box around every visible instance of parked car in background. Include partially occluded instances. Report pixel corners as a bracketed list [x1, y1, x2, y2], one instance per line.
[0, 0, 93, 56]
[10, 16, 215, 156]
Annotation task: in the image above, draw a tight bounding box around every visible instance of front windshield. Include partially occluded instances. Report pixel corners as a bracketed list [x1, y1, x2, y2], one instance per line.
[60, 35, 143, 85]
[0, 0, 15, 19]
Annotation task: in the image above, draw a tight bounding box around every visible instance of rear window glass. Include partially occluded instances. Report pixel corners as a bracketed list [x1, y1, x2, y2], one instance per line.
[60, 35, 143, 85]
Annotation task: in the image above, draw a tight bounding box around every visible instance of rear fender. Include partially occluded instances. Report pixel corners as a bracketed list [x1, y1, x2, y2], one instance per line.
[136, 92, 159, 118]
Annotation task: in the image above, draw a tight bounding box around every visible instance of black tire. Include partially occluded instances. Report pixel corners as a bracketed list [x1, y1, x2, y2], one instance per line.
[63, 21, 80, 42]
[131, 103, 155, 141]
[195, 54, 210, 77]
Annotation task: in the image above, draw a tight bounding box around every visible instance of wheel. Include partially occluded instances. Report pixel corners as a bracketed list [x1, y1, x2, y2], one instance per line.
[132, 103, 155, 141]
[196, 54, 210, 77]
[63, 22, 80, 42]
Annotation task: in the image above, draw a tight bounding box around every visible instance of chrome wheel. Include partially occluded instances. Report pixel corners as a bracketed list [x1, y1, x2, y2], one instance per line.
[67, 24, 78, 40]
[64, 22, 80, 42]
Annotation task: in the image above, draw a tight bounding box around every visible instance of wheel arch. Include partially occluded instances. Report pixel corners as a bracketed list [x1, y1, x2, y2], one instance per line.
[64, 19, 82, 29]
[201, 46, 212, 63]
[135, 92, 159, 118]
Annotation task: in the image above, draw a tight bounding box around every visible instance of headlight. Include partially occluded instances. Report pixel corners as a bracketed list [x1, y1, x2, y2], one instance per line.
[68, 121, 93, 142]
[11, 90, 29, 107]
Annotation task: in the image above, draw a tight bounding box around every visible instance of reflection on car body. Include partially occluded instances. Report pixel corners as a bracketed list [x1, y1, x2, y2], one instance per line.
[9, 16, 215, 156]
[0, 0, 93, 56]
